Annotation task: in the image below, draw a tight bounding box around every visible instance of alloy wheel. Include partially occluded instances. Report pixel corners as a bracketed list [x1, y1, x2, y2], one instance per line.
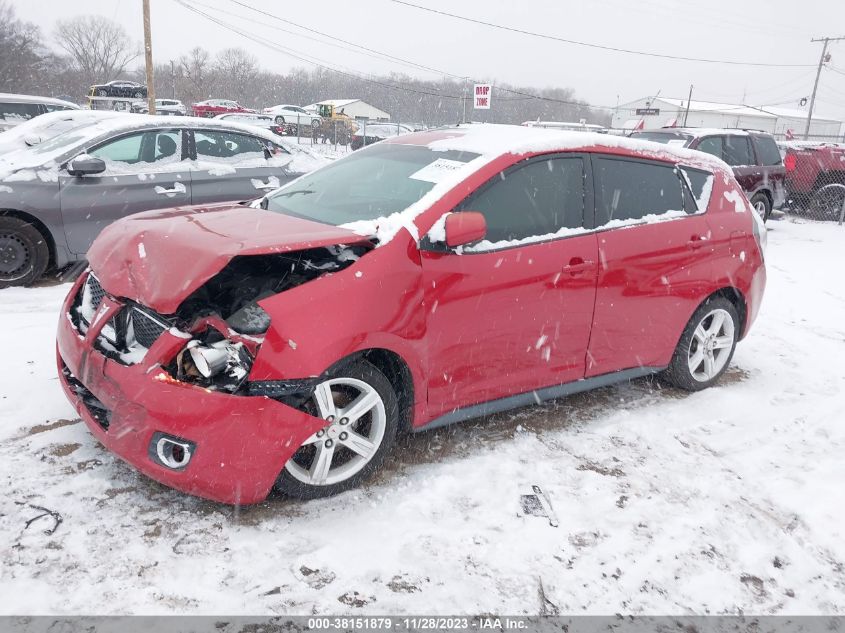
[285, 377, 386, 486]
[687, 308, 735, 382]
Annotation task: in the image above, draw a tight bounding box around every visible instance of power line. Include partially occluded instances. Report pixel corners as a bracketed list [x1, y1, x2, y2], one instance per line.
[198, 0, 607, 110]
[391, 0, 816, 68]
[173, 0, 465, 100]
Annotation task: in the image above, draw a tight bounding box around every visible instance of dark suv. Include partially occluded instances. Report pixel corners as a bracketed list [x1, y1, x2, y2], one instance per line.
[630, 128, 785, 221]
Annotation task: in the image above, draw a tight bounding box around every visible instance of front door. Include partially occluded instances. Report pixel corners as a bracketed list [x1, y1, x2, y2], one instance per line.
[59, 128, 190, 255]
[420, 155, 599, 417]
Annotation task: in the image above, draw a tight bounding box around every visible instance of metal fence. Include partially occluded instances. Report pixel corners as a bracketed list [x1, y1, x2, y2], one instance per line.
[776, 140, 845, 224]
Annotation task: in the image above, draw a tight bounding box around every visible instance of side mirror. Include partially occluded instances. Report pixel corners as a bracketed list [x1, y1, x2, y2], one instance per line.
[445, 211, 487, 248]
[67, 154, 106, 177]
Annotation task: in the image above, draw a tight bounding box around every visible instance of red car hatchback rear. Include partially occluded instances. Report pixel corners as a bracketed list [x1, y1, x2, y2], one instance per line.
[56, 124, 766, 504]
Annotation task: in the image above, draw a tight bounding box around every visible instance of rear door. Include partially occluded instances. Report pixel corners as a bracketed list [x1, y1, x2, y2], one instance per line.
[586, 155, 714, 376]
[59, 127, 191, 255]
[420, 154, 599, 416]
[189, 128, 298, 203]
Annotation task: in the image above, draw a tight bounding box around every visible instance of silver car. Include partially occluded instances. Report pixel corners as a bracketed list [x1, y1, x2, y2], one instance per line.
[0, 116, 327, 287]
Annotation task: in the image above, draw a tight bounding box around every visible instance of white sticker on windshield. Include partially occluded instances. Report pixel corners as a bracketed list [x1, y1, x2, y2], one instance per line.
[667, 139, 686, 147]
[409, 158, 467, 183]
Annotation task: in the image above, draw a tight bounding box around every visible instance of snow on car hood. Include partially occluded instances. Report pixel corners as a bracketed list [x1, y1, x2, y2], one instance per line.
[87, 202, 372, 314]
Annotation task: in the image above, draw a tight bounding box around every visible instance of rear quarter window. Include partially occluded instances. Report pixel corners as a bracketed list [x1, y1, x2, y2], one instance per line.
[753, 136, 783, 166]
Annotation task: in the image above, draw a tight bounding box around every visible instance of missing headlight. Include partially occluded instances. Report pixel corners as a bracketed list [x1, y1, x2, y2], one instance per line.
[171, 330, 254, 393]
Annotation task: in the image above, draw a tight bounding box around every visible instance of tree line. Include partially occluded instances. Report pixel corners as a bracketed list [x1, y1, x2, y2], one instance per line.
[0, 2, 610, 127]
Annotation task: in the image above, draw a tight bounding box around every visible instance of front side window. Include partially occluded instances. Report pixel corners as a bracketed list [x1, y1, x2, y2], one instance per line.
[89, 129, 182, 165]
[194, 131, 265, 158]
[594, 157, 684, 224]
[456, 157, 585, 244]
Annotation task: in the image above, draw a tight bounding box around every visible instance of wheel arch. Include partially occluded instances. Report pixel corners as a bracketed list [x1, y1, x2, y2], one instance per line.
[0, 208, 57, 269]
[708, 286, 748, 339]
[326, 347, 416, 433]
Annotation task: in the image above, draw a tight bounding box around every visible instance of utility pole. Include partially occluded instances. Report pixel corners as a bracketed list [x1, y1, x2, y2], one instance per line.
[805, 36, 845, 140]
[142, 0, 156, 115]
[170, 60, 176, 99]
[682, 85, 693, 127]
[462, 77, 468, 124]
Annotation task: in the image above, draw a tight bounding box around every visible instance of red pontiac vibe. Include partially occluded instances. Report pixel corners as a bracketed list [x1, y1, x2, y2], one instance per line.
[56, 124, 767, 504]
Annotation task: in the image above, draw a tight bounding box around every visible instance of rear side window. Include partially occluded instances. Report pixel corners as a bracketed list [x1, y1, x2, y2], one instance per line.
[0, 101, 42, 122]
[195, 131, 266, 158]
[723, 136, 754, 166]
[456, 157, 585, 244]
[594, 158, 685, 224]
[753, 135, 782, 166]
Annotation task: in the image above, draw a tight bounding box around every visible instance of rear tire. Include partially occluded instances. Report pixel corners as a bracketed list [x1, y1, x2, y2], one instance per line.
[0, 216, 50, 288]
[750, 193, 771, 223]
[662, 296, 739, 391]
[273, 359, 399, 499]
[274, 115, 285, 125]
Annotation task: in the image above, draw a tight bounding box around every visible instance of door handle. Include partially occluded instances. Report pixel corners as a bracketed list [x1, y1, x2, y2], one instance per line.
[251, 176, 281, 190]
[687, 235, 706, 249]
[561, 257, 595, 275]
[154, 182, 186, 196]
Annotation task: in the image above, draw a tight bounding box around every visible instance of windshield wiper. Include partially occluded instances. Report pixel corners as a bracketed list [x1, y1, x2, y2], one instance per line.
[274, 189, 314, 198]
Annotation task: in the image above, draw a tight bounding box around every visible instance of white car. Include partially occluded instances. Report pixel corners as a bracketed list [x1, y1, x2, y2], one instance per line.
[213, 112, 284, 134]
[262, 104, 320, 127]
[132, 99, 187, 116]
[0, 93, 79, 132]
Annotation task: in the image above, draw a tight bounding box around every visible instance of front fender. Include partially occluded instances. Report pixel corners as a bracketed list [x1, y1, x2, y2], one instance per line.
[249, 235, 427, 402]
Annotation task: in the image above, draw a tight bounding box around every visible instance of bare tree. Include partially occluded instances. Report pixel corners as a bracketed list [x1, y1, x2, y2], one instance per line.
[178, 46, 215, 105]
[54, 15, 139, 89]
[0, 1, 48, 94]
[213, 47, 259, 105]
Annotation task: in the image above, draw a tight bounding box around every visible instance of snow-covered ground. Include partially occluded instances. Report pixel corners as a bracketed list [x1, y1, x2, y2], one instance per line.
[1, 219, 843, 615]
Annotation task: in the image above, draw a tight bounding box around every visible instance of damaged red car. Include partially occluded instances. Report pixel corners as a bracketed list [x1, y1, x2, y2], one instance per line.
[56, 124, 767, 504]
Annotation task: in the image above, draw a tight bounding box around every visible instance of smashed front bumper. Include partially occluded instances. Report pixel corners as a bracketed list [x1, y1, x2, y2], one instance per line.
[55, 273, 326, 505]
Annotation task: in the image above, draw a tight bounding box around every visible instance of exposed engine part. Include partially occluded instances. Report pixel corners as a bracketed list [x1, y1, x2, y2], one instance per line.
[174, 245, 370, 334]
[169, 328, 254, 393]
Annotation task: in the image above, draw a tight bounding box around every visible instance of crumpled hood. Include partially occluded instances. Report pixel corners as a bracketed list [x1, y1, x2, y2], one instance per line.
[88, 202, 371, 314]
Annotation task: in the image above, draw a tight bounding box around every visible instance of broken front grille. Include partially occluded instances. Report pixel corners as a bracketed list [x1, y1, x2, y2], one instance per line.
[96, 305, 172, 365]
[61, 363, 111, 431]
[73, 273, 107, 333]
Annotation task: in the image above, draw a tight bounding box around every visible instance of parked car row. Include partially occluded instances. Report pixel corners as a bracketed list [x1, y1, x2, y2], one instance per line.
[52, 123, 767, 503]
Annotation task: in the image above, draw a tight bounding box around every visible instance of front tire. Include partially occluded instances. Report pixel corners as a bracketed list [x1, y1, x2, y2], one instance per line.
[274, 115, 285, 125]
[0, 216, 50, 288]
[662, 296, 739, 391]
[750, 193, 771, 223]
[274, 359, 398, 499]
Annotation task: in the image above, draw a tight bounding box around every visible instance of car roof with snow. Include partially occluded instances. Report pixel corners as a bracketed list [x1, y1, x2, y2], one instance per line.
[385, 123, 731, 173]
[0, 92, 80, 109]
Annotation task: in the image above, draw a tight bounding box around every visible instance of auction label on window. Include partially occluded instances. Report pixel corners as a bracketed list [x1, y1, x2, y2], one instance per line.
[409, 158, 468, 183]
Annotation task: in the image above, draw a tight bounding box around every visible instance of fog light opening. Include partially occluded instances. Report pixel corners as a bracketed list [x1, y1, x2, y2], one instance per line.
[155, 436, 193, 469]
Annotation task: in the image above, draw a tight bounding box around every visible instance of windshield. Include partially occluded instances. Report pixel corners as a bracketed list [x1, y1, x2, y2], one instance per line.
[263, 143, 479, 225]
[629, 131, 693, 145]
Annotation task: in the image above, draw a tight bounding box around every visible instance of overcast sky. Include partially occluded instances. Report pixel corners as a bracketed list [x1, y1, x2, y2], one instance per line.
[12, 0, 845, 122]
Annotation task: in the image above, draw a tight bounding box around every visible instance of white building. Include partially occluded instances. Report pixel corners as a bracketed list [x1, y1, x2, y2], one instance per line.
[307, 99, 391, 121]
[612, 97, 842, 139]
